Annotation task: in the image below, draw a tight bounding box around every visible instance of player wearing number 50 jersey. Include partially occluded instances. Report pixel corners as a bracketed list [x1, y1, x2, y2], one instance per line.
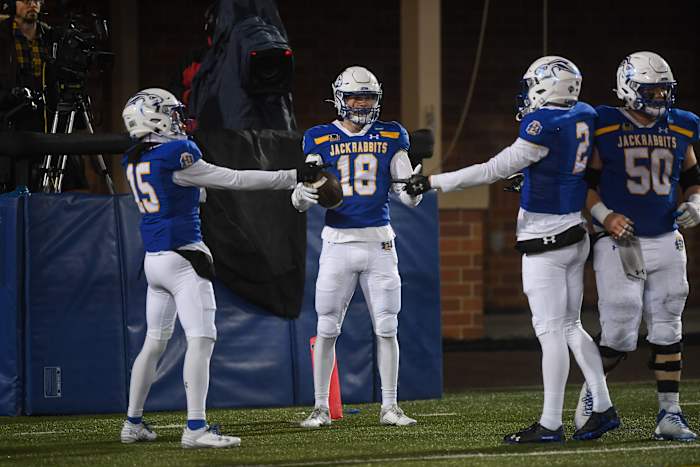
[117, 88, 313, 449]
[404, 56, 619, 444]
[291, 66, 422, 429]
[577, 52, 700, 441]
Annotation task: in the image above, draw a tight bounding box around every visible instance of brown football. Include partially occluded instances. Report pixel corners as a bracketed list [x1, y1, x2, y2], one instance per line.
[306, 171, 343, 209]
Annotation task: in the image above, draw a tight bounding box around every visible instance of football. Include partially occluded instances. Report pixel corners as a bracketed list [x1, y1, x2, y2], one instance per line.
[306, 171, 343, 209]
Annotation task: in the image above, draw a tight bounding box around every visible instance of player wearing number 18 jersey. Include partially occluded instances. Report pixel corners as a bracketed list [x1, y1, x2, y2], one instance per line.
[291, 66, 422, 429]
[578, 52, 700, 441]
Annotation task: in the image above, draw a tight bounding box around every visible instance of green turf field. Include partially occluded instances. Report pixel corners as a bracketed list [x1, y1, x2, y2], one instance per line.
[1, 381, 699, 466]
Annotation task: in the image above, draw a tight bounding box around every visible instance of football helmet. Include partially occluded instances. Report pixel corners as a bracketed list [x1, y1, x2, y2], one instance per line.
[616, 51, 676, 118]
[331, 66, 382, 126]
[122, 88, 186, 139]
[516, 56, 582, 120]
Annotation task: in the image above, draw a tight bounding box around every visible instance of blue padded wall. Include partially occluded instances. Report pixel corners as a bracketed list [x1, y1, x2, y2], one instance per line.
[0, 193, 23, 415]
[7, 191, 441, 416]
[23, 195, 127, 415]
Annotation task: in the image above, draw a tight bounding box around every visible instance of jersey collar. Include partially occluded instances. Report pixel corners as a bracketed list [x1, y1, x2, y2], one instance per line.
[332, 120, 373, 137]
[619, 108, 660, 129]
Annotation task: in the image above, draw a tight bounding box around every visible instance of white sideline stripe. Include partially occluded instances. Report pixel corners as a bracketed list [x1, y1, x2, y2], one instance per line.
[416, 413, 458, 417]
[150, 424, 184, 429]
[15, 430, 65, 436]
[246, 443, 700, 467]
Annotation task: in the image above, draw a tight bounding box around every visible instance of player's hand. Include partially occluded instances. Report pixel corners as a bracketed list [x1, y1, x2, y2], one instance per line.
[305, 153, 323, 166]
[675, 199, 700, 228]
[291, 182, 318, 212]
[297, 161, 327, 183]
[503, 173, 524, 193]
[603, 212, 634, 240]
[405, 166, 431, 197]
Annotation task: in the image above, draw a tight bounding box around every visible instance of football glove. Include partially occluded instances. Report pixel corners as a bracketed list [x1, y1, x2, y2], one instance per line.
[675, 194, 700, 228]
[291, 182, 318, 212]
[405, 171, 431, 197]
[503, 172, 524, 193]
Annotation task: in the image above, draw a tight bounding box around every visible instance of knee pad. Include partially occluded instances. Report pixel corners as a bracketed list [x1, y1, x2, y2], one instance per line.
[317, 313, 341, 338]
[374, 312, 399, 337]
[647, 319, 683, 346]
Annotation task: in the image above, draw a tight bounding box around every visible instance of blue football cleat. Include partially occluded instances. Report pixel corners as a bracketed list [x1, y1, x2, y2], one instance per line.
[572, 406, 620, 441]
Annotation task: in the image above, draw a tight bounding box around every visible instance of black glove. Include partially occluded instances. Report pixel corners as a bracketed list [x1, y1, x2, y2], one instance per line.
[503, 172, 524, 193]
[297, 161, 326, 183]
[405, 174, 431, 196]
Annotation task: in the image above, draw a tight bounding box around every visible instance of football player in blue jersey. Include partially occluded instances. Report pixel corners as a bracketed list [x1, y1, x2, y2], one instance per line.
[575, 51, 699, 442]
[291, 66, 423, 428]
[406, 57, 619, 443]
[118, 88, 319, 448]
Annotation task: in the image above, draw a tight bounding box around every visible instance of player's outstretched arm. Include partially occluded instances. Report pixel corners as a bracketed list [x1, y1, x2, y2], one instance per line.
[429, 138, 548, 193]
[675, 145, 700, 228]
[391, 150, 422, 207]
[586, 147, 634, 240]
[172, 159, 297, 191]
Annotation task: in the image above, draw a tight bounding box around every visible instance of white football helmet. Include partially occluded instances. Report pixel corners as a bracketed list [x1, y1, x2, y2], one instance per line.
[616, 51, 676, 118]
[331, 66, 382, 126]
[516, 56, 582, 120]
[122, 88, 186, 139]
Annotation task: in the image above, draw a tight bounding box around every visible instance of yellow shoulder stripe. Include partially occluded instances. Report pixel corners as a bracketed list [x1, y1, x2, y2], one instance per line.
[313, 135, 330, 145]
[594, 124, 620, 137]
[380, 131, 400, 139]
[669, 124, 694, 139]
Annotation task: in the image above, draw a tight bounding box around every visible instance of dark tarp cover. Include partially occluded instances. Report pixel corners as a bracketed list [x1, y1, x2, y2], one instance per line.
[193, 128, 305, 318]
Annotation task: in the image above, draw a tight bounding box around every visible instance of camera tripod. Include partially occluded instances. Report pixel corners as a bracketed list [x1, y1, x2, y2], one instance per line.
[40, 85, 115, 194]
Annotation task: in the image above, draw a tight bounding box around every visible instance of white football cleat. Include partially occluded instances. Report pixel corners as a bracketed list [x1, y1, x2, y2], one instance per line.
[574, 382, 593, 430]
[181, 424, 241, 449]
[120, 420, 157, 444]
[653, 410, 697, 442]
[300, 407, 331, 428]
[380, 404, 417, 426]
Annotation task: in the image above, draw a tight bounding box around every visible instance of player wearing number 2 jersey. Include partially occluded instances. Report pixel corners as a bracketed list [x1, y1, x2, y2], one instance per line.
[292, 66, 422, 429]
[404, 56, 619, 444]
[577, 52, 700, 442]
[118, 88, 314, 449]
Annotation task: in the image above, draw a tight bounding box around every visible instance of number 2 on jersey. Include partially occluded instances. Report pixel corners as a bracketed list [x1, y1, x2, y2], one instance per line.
[573, 121, 590, 174]
[337, 153, 378, 196]
[126, 162, 160, 213]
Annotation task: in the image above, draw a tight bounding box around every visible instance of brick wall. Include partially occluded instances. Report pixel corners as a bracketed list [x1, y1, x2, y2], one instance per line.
[440, 209, 485, 339]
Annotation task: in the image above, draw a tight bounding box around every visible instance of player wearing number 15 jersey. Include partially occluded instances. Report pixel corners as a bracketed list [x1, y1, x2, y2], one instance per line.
[403, 56, 618, 444]
[577, 52, 700, 442]
[118, 88, 309, 449]
[291, 66, 422, 429]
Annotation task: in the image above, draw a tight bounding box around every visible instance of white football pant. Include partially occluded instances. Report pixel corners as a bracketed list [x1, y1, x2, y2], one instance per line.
[315, 240, 401, 338]
[144, 251, 217, 340]
[594, 231, 688, 351]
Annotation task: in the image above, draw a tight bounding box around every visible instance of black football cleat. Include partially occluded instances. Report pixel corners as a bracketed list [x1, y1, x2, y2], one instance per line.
[503, 422, 564, 444]
[572, 406, 621, 441]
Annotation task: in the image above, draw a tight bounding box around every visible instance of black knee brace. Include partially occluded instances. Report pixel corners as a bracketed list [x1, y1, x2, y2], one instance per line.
[649, 342, 682, 393]
[598, 345, 627, 373]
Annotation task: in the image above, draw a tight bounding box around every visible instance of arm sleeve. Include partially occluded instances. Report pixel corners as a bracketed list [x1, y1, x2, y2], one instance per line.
[390, 149, 422, 207]
[172, 159, 297, 190]
[430, 138, 549, 192]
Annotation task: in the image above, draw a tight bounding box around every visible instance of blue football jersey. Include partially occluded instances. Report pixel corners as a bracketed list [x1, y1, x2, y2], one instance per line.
[518, 102, 597, 214]
[122, 139, 203, 252]
[303, 120, 409, 228]
[595, 106, 700, 236]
